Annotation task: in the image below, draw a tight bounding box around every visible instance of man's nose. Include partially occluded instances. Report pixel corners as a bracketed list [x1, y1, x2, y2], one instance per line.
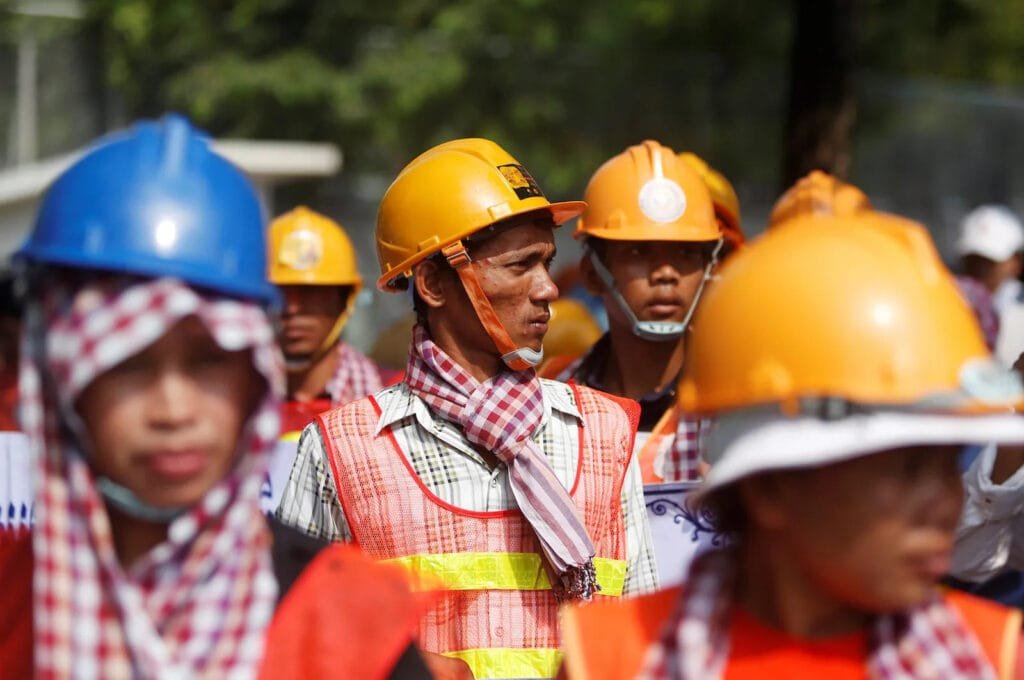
[533, 268, 559, 303]
[650, 260, 682, 284]
[146, 368, 198, 429]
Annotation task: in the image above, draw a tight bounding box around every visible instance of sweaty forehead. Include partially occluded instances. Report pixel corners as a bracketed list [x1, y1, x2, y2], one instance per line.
[469, 218, 556, 258]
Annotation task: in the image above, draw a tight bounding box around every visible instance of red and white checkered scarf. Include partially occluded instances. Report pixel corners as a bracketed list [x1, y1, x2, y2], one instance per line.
[20, 276, 283, 678]
[326, 342, 384, 406]
[638, 549, 996, 679]
[404, 324, 599, 600]
[665, 414, 706, 483]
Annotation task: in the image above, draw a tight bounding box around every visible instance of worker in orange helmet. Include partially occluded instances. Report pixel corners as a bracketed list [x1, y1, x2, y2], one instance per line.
[562, 209, 1024, 680]
[263, 207, 387, 514]
[277, 138, 657, 680]
[540, 141, 723, 586]
[767, 168, 872, 227]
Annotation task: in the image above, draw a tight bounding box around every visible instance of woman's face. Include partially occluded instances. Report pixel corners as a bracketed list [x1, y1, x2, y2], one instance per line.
[744, 445, 964, 613]
[76, 317, 259, 509]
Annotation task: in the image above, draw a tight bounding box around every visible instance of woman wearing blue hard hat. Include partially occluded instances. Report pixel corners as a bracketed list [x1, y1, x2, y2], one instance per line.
[0, 115, 460, 679]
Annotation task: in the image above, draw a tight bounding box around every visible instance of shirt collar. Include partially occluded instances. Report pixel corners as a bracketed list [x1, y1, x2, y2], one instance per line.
[374, 378, 582, 435]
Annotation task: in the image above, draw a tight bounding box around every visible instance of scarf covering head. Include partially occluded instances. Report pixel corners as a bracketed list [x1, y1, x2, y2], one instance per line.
[405, 324, 599, 600]
[21, 275, 283, 678]
[638, 549, 996, 680]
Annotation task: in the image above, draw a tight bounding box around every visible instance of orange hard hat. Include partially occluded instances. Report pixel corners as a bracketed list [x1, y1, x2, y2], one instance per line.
[679, 211, 1021, 416]
[769, 170, 871, 228]
[543, 298, 602, 359]
[575, 141, 719, 243]
[678, 152, 743, 250]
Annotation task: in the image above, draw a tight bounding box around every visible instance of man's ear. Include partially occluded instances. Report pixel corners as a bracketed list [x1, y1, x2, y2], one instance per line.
[413, 260, 449, 309]
[578, 251, 607, 296]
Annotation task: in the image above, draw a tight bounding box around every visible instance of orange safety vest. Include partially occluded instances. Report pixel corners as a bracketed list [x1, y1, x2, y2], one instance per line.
[318, 383, 639, 680]
[561, 585, 1023, 680]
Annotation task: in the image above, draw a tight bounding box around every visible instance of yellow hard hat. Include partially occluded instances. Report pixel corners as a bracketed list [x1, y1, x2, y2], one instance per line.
[268, 206, 362, 289]
[678, 152, 743, 249]
[543, 298, 602, 359]
[769, 170, 871, 229]
[679, 211, 1021, 416]
[376, 138, 585, 292]
[575, 140, 719, 243]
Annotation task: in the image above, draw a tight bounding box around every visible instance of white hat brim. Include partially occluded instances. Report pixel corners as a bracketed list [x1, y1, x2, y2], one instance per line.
[701, 409, 1024, 494]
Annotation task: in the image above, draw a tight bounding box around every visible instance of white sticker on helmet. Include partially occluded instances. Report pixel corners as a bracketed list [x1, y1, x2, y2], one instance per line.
[959, 358, 1024, 405]
[279, 228, 323, 271]
[638, 177, 687, 223]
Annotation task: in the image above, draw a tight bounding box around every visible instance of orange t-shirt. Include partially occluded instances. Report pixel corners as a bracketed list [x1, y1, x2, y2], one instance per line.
[724, 607, 866, 680]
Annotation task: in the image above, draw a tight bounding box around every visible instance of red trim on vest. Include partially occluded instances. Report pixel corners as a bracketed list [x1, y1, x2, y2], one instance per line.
[316, 411, 365, 546]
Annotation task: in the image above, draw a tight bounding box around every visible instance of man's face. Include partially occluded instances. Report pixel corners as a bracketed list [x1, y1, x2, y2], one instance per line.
[584, 239, 709, 329]
[441, 219, 559, 354]
[76, 317, 259, 509]
[278, 285, 348, 359]
[747, 445, 964, 613]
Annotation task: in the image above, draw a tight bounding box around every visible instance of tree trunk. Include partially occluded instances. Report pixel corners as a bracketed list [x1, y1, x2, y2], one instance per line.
[782, 0, 860, 188]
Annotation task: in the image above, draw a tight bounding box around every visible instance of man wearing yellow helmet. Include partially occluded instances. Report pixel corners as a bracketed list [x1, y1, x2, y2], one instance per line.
[264, 207, 386, 515]
[561, 210, 1024, 680]
[276, 139, 657, 680]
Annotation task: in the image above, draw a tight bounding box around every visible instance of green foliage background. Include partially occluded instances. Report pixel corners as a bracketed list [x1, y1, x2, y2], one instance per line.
[88, 0, 792, 196]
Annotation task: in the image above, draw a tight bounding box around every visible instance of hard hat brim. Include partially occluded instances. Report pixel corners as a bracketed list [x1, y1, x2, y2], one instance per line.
[546, 200, 588, 226]
[376, 199, 586, 291]
[697, 409, 1024, 497]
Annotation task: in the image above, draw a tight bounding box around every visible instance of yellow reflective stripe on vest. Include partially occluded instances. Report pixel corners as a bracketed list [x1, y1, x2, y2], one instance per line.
[381, 552, 626, 596]
[442, 647, 562, 680]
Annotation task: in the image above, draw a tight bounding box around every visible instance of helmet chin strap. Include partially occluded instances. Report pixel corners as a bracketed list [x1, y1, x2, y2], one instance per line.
[441, 241, 544, 372]
[584, 238, 723, 342]
[96, 476, 186, 523]
[283, 292, 355, 373]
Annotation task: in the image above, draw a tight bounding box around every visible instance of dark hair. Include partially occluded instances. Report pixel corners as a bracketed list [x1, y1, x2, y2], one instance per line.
[0, 273, 19, 319]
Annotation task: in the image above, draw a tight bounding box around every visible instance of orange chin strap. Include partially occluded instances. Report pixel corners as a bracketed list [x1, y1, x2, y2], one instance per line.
[442, 241, 543, 372]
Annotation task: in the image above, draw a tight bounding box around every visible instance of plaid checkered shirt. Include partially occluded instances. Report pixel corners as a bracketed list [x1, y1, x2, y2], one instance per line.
[276, 378, 659, 596]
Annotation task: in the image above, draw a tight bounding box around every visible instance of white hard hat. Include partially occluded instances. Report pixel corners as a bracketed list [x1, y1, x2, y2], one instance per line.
[957, 205, 1024, 262]
[699, 408, 1024, 494]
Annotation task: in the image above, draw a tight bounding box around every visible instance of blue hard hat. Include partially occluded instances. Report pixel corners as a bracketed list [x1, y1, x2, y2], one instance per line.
[17, 114, 277, 304]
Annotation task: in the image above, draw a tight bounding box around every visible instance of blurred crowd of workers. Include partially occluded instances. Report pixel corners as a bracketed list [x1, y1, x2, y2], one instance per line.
[3, 114, 1024, 679]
